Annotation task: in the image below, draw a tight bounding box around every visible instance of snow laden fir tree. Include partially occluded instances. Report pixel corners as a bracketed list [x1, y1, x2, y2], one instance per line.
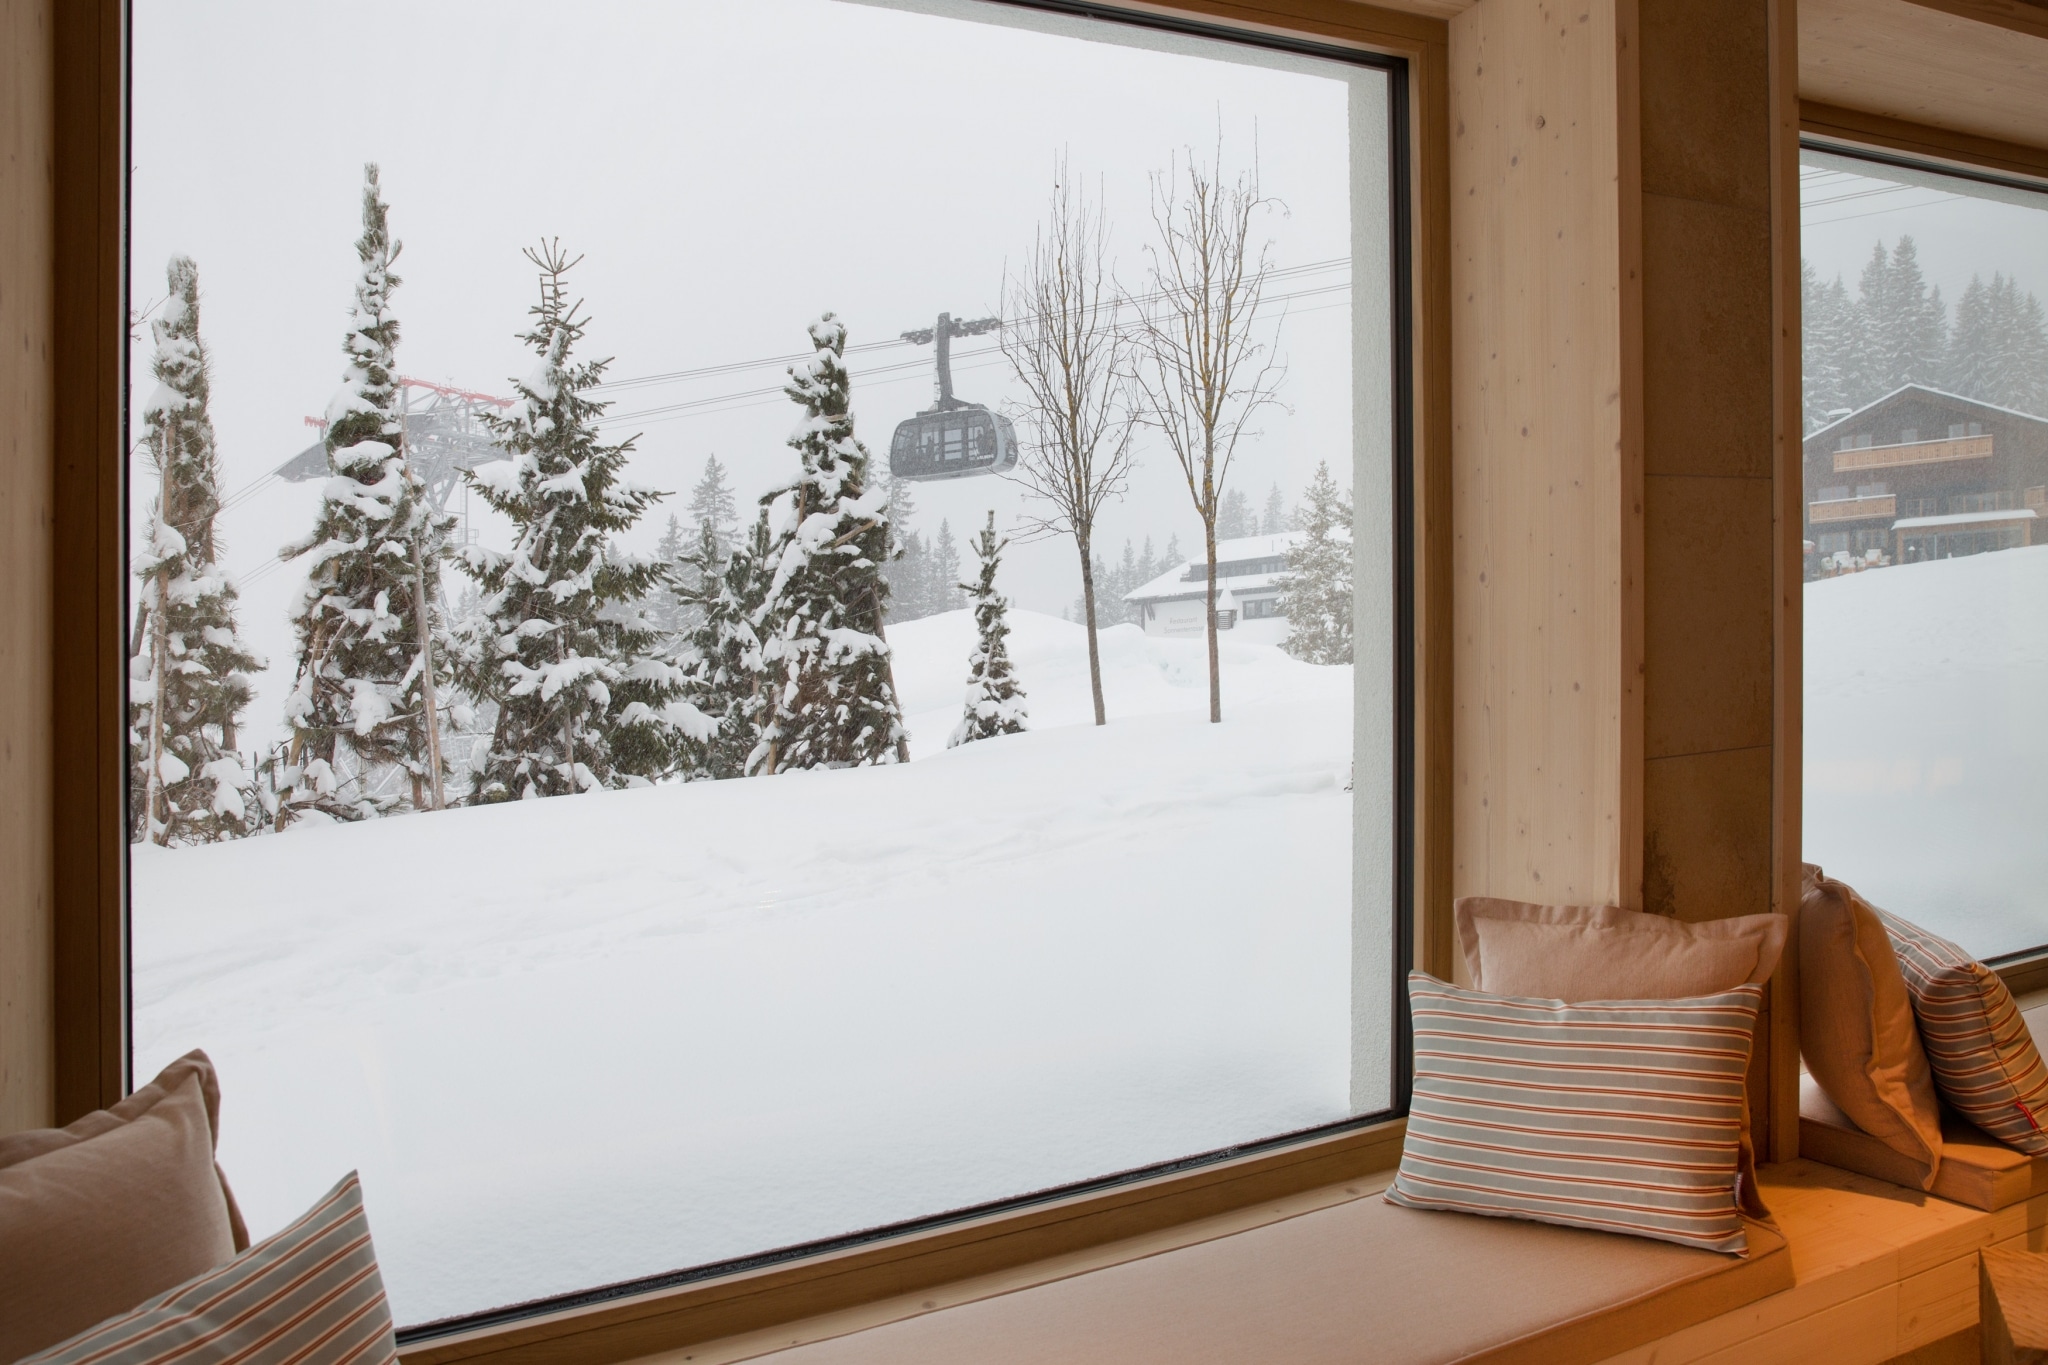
[272, 165, 453, 825]
[129, 255, 263, 844]
[458, 241, 688, 801]
[749, 314, 908, 774]
[949, 512, 1028, 748]
[675, 515, 769, 782]
[1274, 460, 1353, 666]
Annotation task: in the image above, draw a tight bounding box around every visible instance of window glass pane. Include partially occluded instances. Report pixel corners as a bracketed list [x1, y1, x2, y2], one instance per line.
[129, 0, 1401, 1327]
[1800, 147, 2048, 958]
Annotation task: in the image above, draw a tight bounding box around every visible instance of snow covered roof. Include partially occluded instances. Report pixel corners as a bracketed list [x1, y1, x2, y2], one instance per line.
[1892, 508, 2038, 529]
[1123, 532, 1305, 605]
[1805, 384, 2048, 448]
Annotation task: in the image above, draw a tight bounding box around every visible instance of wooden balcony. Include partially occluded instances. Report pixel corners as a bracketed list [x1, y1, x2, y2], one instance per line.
[1809, 494, 1897, 524]
[1832, 434, 1993, 472]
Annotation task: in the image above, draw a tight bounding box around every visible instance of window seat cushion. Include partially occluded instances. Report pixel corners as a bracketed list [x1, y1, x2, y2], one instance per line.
[1799, 1071, 2048, 1211]
[737, 1184, 1789, 1365]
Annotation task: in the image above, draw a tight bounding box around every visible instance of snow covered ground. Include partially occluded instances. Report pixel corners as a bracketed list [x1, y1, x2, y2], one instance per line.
[1805, 545, 2048, 957]
[132, 611, 1361, 1326]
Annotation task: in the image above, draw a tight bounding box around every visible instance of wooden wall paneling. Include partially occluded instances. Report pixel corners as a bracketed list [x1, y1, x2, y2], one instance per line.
[1448, 0, 1636, 912]
[1770, 0, 1805, 1163]
[1799, 0, 2048, 150]
[1, 0, 57, 1138]
[1903, 0, 2048, 43]
[51, 0, 127, 1122]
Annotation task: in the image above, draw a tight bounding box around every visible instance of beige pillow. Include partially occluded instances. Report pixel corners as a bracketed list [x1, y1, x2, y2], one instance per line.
[21, 1172, 394, 1365]
[1799, 866, 1943, 1185]
[0, 1050, 249, 1364]
[1456, 897, 1787, 1001]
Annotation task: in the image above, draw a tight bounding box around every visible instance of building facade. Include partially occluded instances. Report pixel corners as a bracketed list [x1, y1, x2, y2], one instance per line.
[1802, 386, 2048, 577]
[1121, 532, 1301, 648]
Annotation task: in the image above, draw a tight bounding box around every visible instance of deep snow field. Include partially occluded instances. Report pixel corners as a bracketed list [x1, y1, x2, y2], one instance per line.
[1804, 545, 2048, 957]
[132, 612, 1363, 1326]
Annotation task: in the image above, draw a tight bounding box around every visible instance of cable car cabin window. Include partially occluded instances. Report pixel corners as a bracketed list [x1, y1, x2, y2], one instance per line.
[126, 0, 1407, 1335]
[1800, 145, 2048, 960]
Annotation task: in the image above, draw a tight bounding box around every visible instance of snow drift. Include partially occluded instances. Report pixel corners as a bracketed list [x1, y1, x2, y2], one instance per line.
[1805, 545, 2048, 957]
[133, 611, 1360, 1325]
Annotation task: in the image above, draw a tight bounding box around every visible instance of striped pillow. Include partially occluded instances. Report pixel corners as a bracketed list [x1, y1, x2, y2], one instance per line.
[21, 1173, 396, 1365]
[1387, 973, 1765, 1254]
[1877, 909, 2048, 1155]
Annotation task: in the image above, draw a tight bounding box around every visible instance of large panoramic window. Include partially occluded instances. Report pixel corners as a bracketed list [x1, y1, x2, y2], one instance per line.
[127, 0, 1407, 1332]
[1800, 145, 2048, 959]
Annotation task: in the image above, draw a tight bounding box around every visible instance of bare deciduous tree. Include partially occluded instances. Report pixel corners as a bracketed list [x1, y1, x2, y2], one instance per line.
[1131, 147, 1286, 724]
[1001, 161, 1138, 727]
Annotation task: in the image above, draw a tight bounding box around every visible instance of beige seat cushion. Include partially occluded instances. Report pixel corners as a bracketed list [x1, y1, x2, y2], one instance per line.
[1455, 898, 1785, 1002]
[0, 1051, 249, 1364]
[1798, 866, 1943, 1184]
[741, 1190, 1790, 1365]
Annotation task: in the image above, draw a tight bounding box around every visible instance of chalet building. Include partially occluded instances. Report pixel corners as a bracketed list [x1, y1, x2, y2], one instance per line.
[1122, 532, 1301, 646]
[1802, 385, 2048, 576]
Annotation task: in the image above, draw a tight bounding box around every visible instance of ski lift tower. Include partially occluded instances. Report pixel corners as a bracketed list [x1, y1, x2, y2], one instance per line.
[272, 378, 515, 544]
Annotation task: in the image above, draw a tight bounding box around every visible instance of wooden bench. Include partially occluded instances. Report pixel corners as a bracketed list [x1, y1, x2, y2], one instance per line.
[649, 1160, 2048, 1365]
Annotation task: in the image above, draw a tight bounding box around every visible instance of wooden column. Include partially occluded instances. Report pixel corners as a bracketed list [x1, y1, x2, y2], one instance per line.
[1449, 0, 1643, 914]
[1450, 0, 1798, 1155]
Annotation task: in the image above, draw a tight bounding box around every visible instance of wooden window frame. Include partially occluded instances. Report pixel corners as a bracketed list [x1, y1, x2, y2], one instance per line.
[50, 2, 1452, 1362]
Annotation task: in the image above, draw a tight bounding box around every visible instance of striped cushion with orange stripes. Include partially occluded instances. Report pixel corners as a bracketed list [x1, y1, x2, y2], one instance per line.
[1386, 973, 1764, 1254]
[21, 1173, 396, 1365]
[1877, 910, 2048, 1156]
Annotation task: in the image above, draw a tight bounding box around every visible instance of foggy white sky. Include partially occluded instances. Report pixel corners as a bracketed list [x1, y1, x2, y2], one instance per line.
[130, 0, 1391, 755]
[1801, 151, 2048, 315]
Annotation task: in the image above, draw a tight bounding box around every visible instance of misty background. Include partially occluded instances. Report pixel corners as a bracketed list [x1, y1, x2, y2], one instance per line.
[130, 0, 1390, 760]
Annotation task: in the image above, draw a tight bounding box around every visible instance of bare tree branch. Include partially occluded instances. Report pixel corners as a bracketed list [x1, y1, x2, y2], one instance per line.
[1000, 157, 1138, 726]
[1128, 141, 1287, 724]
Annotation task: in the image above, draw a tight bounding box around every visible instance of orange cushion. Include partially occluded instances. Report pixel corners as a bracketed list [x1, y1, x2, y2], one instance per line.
[0, 1051, 249, 1363]
[1797, 866, 1943, 1184]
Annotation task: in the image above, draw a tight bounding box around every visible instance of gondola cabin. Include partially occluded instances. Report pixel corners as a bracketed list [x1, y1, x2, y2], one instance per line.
[888, 404, 1019, 481]
[887, 310, 1018, 481]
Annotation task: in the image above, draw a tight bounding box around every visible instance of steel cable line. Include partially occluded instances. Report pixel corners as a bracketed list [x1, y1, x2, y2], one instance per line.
[214, 269, 1354, 588]
[589, 255, 1353, 395]
[605, 293, 1359, 432]
[595, 277, 1353, 426]
[1805, 193, 1964, 227]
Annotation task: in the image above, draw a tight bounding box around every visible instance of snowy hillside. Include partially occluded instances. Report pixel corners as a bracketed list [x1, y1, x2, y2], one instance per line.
[132, 612, 1362, 1325]
[1805, 546, 2048, 956]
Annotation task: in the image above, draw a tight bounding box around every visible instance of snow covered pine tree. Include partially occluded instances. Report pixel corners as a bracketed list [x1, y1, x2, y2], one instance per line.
[129, 255, 264, 844]
[459, 240, 691, 801]
[676, 511, 770, 781]
[1274, 460, 1354, 666]
[749, 314, 909, 774]
[949, 512, 1028, 748]
[273, 165, 454, 825]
